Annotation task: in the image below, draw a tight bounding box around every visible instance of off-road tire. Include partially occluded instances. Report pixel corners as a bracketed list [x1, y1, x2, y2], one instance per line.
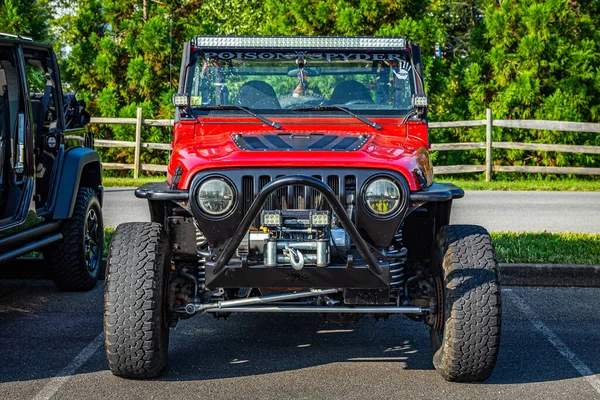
[46, 187, 103, 291]
[104, 222, 171, 379]
[430, 225, 501, 382]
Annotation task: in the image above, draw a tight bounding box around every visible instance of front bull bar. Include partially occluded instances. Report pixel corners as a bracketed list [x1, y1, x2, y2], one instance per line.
[205, 175, 384, 277]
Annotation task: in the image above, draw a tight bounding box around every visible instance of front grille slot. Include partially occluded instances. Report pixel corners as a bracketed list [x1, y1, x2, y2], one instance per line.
[344, 176, 356, 200]
[242, 176, 254, 216]
[308, 175, 322, 209]
[327, 176, 340, 197]
[258, 175, 272, 209]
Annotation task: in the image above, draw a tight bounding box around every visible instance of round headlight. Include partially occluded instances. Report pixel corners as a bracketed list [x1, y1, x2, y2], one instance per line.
[197, 178, 235, 216]
[364, 178, 401, 216]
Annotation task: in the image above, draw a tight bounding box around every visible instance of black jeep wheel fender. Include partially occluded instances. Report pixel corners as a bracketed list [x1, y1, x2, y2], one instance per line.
[52, 146, 102, 220]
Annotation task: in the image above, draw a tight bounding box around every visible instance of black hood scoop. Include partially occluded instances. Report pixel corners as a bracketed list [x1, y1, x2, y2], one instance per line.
[232, 133, 370, 151]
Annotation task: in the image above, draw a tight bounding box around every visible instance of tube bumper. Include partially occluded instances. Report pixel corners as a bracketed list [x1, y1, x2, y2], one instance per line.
[204, 175, 387, 288]
[135, 178, 464, 291]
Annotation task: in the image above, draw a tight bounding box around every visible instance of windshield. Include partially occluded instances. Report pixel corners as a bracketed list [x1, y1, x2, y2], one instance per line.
[185, 51, 416, 115]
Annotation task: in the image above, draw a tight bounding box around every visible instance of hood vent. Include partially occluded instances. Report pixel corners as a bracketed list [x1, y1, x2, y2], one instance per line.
[232, 133, 369, 151]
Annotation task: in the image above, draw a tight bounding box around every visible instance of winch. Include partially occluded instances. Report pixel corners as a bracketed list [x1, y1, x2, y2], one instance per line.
[236, 209, 351, 270]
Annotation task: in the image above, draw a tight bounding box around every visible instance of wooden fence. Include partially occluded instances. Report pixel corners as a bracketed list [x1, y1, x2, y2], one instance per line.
[70, 107, 600, 181]
[67, 107, 173, 178]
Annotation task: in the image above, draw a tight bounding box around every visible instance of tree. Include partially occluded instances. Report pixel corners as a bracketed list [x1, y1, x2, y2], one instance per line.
[0, 0, 53, 41]
[56, 0, 210, 169]
[52, 0, 600, 175]
[464, 0, 600, 170]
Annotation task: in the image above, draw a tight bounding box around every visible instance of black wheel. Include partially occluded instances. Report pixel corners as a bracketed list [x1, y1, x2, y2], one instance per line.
[429, 225, 502, 382]
[104, 222, 171, 379]
[46, 187, 103, 291]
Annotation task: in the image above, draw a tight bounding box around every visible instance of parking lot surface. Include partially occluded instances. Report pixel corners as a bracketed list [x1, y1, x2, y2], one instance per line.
[1, 281, 599, 399]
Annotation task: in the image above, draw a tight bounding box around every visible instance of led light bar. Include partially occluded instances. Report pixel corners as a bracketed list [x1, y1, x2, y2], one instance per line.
[193, 36, 407, 50]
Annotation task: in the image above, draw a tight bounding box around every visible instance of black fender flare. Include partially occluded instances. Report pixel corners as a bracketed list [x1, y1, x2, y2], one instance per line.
[52, 146, 102, 220]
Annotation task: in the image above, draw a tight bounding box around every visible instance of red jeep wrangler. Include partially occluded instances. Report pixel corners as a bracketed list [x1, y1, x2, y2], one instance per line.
[104, 36, 501, 382]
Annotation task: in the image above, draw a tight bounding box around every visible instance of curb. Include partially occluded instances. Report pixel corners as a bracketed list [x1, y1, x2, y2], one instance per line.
[3, 258, 600, 288]
[499, 263, 600, 288]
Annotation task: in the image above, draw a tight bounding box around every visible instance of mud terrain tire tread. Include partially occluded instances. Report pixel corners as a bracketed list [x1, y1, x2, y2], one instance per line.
[47, 187, 103, 291]
[430, 224, 501, 382]
[104, 222, 170, 379]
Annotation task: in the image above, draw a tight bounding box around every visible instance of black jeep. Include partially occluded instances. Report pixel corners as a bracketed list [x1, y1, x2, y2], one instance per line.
[0, 34, 104, 291]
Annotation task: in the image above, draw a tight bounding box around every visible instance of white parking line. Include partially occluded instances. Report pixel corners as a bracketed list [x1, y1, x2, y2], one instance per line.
[505, 289, 600, 395]
[32, 332, 104, 400]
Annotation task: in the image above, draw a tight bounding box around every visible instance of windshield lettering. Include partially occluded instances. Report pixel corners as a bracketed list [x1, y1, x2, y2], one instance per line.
[203, 52, 408, 62]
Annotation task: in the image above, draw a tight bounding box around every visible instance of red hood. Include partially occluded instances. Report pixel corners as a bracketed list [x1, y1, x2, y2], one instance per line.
[169, 117, 432, 191]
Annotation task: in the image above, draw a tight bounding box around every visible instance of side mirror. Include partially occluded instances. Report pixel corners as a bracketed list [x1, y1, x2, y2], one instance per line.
[80, 110, 91, 127]
[77, 100, 90, 127]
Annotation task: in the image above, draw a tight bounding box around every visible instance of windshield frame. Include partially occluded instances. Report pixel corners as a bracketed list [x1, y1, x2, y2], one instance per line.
[182, 49, 420, 119]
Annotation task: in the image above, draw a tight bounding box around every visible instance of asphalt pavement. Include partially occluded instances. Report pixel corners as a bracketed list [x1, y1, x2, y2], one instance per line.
[103, 187, 600, 233]
[0, 281, 599, 399]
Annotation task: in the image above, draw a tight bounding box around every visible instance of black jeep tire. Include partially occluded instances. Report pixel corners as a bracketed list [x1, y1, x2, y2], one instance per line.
[46, 187, 103, 291]
[429, 225, 501, 382]
[104, 222, 171, 379]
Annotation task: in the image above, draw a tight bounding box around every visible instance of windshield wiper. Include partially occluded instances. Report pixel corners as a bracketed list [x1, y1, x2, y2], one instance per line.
[293, 106, 382, 130]
[193, 105, 281, 130]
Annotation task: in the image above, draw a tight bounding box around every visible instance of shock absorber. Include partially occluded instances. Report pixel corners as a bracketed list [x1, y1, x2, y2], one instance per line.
[388, 229, 408, 302]
[196, 227, 208, 290]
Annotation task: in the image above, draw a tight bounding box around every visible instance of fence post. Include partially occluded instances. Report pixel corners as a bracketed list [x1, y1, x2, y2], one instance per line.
[485, 108, 493, 182]
[134, 107, 143, 179]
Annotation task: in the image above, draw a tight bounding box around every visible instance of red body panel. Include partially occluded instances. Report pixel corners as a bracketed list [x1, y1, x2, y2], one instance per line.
[169, 117, 431, 191]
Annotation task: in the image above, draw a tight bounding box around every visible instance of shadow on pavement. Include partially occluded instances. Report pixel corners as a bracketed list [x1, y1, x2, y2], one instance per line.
[163, 313, 434, 381]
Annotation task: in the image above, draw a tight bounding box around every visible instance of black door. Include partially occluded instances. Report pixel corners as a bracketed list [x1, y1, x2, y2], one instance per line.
[23, 45, 65, 212]
[0, 44, 33, 229]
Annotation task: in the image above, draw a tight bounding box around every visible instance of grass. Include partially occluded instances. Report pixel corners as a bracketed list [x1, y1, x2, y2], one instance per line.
[443, 178, 600, 191]
[102, 228, 599, 264]
[103, 176, 166, 188]
[491, 232, 600, 265]
[104, 228, 115, 257]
